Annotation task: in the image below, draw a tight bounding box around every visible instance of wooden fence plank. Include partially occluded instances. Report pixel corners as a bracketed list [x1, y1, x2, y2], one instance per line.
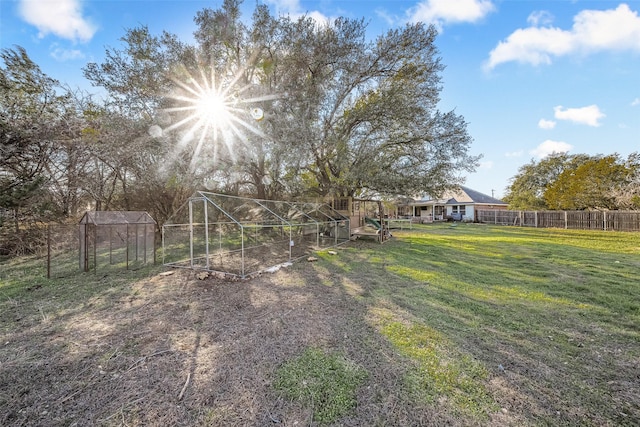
[477, 210, 640, 232]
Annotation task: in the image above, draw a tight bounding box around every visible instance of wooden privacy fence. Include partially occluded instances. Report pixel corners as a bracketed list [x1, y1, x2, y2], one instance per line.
[477, 210, 640, 232]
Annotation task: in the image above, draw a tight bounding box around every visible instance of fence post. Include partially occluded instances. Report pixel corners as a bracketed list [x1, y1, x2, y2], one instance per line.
[188, 199, 194, 268]
[565, 211, 568, 229]
[47, 224, 51, 279]
[603, 211, 607, 231]
[93, 224, 97, 274]
[126, 224, 130, 270]
[204, 199, 209, 270]
[289, 226, 293, 261]
[109, 225, 113, 265]
[143, 224, 147, 264]
[83, 224, 89, 272]
[494, 210, 497, 224]
[535, 211, 538, 228]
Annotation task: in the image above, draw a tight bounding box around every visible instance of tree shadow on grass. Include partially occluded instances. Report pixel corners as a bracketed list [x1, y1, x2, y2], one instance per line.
[3, 228, 637, 426]
[327, 232, 640, 426]
[0, 258, 456, 426]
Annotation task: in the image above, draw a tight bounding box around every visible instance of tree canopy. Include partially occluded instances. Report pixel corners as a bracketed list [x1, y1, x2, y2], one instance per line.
[1, 0, 482, 253]
[504, 152, 640, 211]
[0, 46, 63, 231]
[82, 0, 479, 201]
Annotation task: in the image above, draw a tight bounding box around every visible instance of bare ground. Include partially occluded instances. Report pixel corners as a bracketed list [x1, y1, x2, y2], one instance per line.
[1, 263, 481, 427]
[3, 248, 638, 427]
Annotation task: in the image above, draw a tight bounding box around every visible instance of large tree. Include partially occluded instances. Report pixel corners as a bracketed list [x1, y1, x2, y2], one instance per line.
[84, 25, 202, 222]
[83, 26, 189, 118]
[612, 152, 640, 209]
[84, 1, 479, 202]
[505, 152, 639, 210]
[270, 16, 479, 199]
[503, 153, 591, 210]
[544, 154, 633, 210]
[0, 47, 64, 232]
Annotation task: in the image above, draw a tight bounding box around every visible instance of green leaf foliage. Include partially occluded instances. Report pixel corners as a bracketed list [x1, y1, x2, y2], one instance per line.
[505, 152, 639, 210]
[544, 155, 631, 210]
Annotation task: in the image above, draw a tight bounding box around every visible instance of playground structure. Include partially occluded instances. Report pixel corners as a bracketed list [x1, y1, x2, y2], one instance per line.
[331, 197, 406, 243]
[79, 211, 156, 273]
[351, 217, 384, 241]
[162, 192, 350, 278]
[350, 216, 398, 242]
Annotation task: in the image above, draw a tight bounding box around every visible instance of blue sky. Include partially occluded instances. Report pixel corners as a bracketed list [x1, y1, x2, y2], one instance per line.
[1, 0, 639, 198]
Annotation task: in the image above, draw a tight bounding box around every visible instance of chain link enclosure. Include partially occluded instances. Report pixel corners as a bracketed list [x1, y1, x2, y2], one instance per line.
[79, 211, 156, 273]
[162, 192, 350, 278]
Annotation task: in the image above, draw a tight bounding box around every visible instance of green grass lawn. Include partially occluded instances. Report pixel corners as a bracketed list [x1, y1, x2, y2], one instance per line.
[1, 223, 638, 425]
[320, 223, 640, 425]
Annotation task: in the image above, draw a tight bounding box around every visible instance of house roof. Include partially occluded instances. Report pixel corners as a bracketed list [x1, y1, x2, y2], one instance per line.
[455, 186, 507, 205]
[410, 186, 507, 206]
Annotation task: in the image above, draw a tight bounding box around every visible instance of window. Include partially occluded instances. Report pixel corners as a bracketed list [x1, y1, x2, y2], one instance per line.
[451, 205, 466, 215]
[333, 197, 350, 212]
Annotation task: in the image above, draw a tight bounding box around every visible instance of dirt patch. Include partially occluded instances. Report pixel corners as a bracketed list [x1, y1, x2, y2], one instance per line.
[0, 265, 466, 426]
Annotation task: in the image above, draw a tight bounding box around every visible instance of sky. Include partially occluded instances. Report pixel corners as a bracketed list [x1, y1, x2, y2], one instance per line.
[1, 0, 639, 199]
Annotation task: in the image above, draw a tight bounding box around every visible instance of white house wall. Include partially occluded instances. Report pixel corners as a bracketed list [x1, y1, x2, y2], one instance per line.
[467, 205, 475, 221]
[446, 205, 475, 221]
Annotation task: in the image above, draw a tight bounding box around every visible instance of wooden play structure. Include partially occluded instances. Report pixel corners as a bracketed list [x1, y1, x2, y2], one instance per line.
[331, 197, 395, 243]
[350, 217, 392, 243]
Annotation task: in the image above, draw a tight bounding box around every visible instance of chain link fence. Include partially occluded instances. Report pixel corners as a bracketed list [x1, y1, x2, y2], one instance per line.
[46, 224, 80, 278]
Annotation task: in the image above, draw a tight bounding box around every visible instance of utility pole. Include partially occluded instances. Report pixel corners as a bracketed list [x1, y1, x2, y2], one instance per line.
[491, 189, 495, 198]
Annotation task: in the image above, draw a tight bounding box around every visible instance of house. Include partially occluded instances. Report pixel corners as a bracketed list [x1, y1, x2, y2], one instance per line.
[406, 186, 508, 222]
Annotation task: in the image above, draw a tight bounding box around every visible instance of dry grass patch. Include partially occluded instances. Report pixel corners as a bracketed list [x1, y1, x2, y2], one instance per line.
[1, 224, 638, 426]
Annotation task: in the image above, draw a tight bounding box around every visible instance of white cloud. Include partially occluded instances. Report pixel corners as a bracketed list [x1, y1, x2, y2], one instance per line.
[538, 118, 556, 130]
[485, 27, 575, 69]
[408, 0, 495, 29]
[527, 10, 554, 27]
[632, 98, 640, 106]
[269, 0, 299, 10]
[505, 150, 524, 158]
[306, 11, 331, 27]
[266, 0, 331, 25]
[50, 45, 84, 61]
[530, 140, 573, 159]
[554, 105, 605, 127]
[18, 0, 96, 43]
[485, 4, 640, 70]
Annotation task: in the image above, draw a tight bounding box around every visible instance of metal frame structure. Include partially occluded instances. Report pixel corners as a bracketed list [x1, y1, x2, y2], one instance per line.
[79, 211, 156, 273]
[162, 192, 350, 278]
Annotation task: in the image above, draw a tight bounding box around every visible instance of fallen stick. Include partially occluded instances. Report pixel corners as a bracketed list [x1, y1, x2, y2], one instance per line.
[59, 388, 83, 404]
[178, 372, 191, 401]
[125, 349, 173, 373]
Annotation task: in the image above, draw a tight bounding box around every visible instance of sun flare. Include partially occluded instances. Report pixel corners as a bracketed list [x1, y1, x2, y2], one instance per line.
[195, 91, 230, 125]
[156, 63, 280, 172]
